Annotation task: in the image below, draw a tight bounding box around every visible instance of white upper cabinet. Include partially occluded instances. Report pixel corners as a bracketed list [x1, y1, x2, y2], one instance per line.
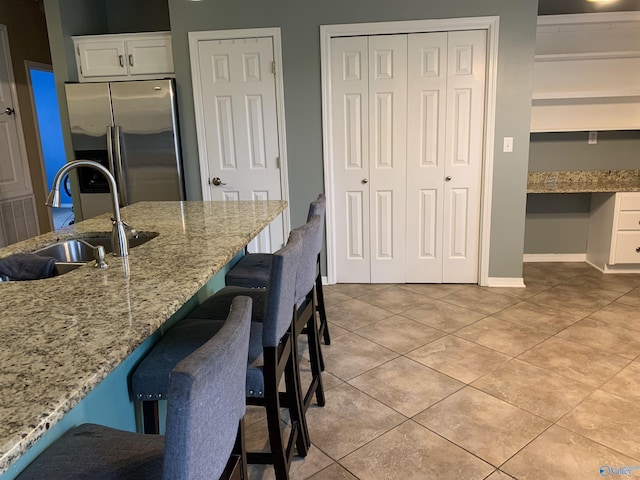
[73, 32, 174, 82]
[531, 13, 640, 132]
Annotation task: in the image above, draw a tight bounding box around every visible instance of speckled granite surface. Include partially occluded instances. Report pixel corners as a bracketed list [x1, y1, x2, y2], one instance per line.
[528, 170, 640, 193]
[0, 200, 286, 474]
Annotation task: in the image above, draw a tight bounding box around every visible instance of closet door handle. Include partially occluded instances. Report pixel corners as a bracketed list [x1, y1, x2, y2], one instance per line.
[361, 178, 368, 184]
[445, 176, 452, 182]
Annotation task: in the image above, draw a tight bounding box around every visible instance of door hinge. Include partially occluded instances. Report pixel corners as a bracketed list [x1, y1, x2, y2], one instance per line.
[271, 61, 276, 75]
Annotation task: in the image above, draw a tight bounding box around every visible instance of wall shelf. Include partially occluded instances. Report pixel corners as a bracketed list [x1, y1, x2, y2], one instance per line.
[530, 13, 640, 133]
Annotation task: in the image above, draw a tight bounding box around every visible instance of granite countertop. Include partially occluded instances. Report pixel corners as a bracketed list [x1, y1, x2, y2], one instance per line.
[0, 200, 287, 474]
[527, 170, 640, 193]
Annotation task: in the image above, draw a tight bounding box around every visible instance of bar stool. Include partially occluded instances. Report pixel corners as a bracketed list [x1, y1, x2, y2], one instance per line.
[227, 194, 331, 367]
[16, 295, 253, 480]
[131, 231, 308, 480]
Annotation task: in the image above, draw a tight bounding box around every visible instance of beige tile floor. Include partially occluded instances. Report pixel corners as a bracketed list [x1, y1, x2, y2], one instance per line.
[247, 262, 640, 480]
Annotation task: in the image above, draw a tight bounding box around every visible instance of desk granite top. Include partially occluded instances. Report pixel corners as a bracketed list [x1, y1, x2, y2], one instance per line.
[0, 200, 287, 474]
[528, 170, 640, 193]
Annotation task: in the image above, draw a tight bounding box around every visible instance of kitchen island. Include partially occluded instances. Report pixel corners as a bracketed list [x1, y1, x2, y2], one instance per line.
[0, 200, 287, 477]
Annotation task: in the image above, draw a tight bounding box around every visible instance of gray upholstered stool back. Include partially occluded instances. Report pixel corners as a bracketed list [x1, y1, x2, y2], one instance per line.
[262, 230, 303, 348]
[293, 215, 322, 306]
[163, 295, 252, 479]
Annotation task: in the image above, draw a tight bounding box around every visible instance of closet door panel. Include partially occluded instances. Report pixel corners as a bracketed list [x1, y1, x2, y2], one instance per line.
[442, 29, 486, 283]
[406, 32, 447, 282]
[369, 35, 407, 283]
[332, 36, 371, 282]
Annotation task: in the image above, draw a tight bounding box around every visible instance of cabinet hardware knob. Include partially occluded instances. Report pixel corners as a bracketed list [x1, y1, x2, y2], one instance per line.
[445, 176, 452, 181]
[636, 247, 640, 253]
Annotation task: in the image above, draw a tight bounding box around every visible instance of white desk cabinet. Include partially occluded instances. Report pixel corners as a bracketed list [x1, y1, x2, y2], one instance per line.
[73, 32, 173, 82]
[587, 192, 640, 272]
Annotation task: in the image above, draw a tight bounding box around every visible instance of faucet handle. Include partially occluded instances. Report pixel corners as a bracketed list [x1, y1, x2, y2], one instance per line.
[111, 217, 139, 239]
[93, 245, 109, 269]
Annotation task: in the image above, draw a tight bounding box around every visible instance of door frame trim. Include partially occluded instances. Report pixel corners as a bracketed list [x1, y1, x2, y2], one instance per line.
[320, 17, 499, 286]
[188, 27, 291, 235]
[25, 61, 56, 231]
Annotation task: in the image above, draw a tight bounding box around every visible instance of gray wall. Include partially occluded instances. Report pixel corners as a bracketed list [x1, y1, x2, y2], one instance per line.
[43, 0, 538, 280]
[168, 0, 538, 280]
[105, 0, 170, 34]
[524, 130, 640, 255]
[529, 131, 640, 172]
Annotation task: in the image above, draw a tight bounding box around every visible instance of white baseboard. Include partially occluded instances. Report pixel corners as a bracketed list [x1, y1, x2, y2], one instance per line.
[486, 277, 526, 288]
[587, 260, 640, 274]
[523, 253, 587, 263]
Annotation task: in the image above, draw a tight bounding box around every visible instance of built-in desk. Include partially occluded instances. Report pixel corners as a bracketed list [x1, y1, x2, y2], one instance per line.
[525, 171, 640, 271]
[0, 200, 287, 478]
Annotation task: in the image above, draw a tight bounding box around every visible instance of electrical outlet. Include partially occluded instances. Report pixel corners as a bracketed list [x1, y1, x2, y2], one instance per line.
[589, 131, 598, 145]
[503, 137, 513, 153]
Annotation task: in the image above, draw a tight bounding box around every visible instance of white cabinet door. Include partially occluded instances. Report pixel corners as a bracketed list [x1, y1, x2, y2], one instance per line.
[194, 36, 284, 253]
[77, 39, 128, 79]
[74, 33, 174, 82]
[126, 37, 173, 76]
[332, 30, 486, 284]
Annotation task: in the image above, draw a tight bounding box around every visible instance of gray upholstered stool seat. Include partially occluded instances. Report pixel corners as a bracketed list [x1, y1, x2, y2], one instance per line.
[17, 296, 253, 480]
[224, 254, 272, 288]
[16, 423, 164, 480]
[132, 288, 266, 401]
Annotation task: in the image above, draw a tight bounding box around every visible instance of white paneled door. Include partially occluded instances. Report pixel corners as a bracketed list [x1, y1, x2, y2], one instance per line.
[332, 30, 486, 283]
[0, 25, 31, 201]
[194, 36, 284, 253]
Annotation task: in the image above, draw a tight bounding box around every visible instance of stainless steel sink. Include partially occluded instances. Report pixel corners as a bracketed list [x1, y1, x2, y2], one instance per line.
[33, 233, 158, 276]
[34, 239, 98, 263]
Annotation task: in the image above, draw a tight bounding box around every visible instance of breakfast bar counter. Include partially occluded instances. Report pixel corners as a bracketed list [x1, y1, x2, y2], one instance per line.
[0, 200, 287, 476]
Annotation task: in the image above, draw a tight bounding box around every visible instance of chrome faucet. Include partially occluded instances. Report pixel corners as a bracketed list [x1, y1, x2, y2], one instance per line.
[46, 160, 134, 257]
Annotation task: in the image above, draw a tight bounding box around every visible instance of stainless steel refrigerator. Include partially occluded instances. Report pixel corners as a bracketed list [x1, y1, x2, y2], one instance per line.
[64, 79, 184, 220]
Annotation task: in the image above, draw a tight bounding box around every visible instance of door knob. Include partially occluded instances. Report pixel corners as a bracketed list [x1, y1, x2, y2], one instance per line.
[445, 176, 452, 181]
[361, 178, 368, 184]
[210, 177, 226, 186]
[2, 107, 15, 115]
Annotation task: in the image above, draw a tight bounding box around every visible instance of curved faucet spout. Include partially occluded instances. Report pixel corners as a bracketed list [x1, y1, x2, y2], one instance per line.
[46, 160, 130, 257]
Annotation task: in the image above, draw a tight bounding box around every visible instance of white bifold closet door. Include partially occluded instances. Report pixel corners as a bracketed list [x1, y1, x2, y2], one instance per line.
[331, 30, 486, 284]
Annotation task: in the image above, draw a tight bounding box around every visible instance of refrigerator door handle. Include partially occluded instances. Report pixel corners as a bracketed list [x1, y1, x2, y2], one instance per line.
[106, 126, 117, 176]
[113, 125, 128, 206]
